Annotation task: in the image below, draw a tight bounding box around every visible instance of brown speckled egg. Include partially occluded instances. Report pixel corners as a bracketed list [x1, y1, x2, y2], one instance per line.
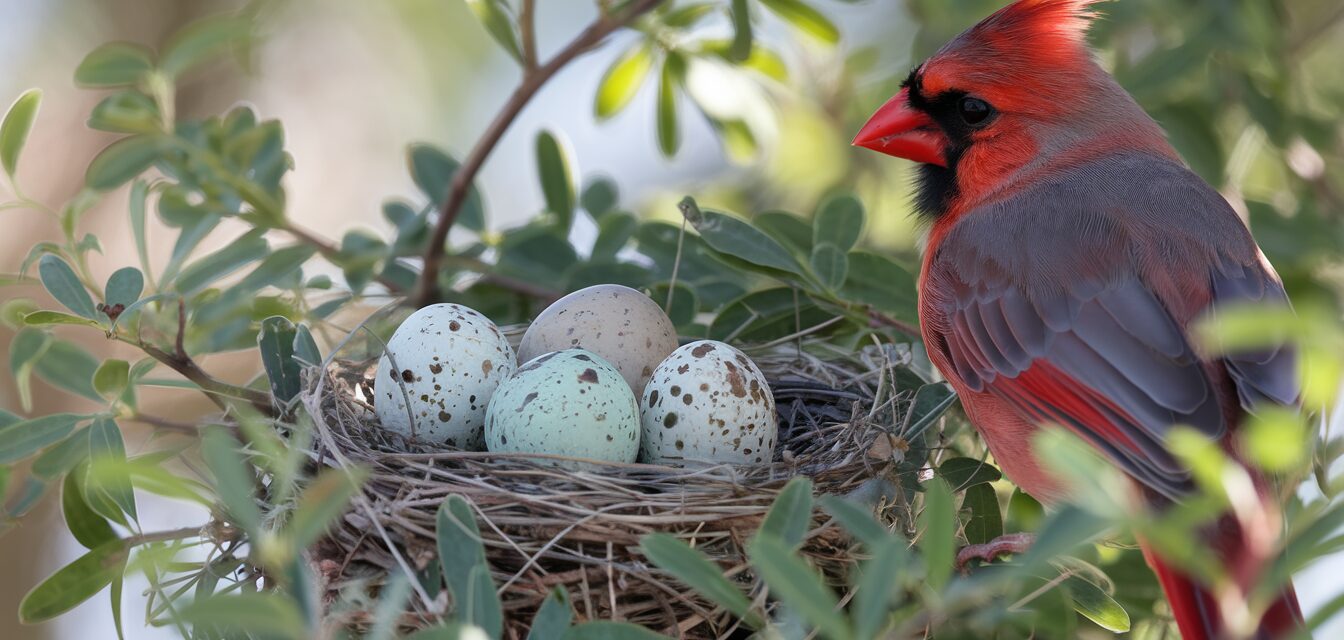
[485, 349, 639, 464]
[639, 340, 776, 465]
[517, 284, 677, 395]
[376, 303, 515, 449]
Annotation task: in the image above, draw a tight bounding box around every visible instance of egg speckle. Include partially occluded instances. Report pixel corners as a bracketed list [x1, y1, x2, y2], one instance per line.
[485, 349, 640, 464]
[376, 304, 515, 449]
[640, 340, 776, 465]
[517, 284, 677, 395]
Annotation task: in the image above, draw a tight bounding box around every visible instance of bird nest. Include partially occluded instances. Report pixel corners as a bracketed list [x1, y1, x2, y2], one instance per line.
[301, 331, 927, 639]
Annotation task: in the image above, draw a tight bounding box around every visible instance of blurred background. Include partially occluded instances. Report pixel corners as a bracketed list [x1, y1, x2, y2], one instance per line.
[3, 0, 1343, 637]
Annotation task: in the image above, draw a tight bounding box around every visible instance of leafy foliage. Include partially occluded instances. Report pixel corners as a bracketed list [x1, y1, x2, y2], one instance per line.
[1, 0, 1342, 639]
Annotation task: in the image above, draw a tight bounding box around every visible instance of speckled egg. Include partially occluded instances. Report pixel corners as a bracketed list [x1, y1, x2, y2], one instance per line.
[485, 349, 640, 464]
[517, 284, 678, 395]
[640, 340, 776, 465]
[376, 303, 516, 449]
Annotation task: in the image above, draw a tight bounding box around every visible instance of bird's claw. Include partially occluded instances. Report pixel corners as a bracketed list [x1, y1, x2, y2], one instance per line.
[955, 532, 1036, 573]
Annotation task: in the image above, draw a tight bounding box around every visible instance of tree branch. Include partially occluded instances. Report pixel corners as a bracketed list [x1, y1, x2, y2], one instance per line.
[135, 299, 274, 414]
[415, 0, 665, 307]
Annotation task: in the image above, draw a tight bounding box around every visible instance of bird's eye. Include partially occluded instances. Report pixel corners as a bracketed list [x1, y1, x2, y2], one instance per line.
[958, 97, 993, 125]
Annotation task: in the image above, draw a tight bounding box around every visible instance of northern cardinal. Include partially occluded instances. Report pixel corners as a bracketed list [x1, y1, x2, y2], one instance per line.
[853, 1, 1303, 638]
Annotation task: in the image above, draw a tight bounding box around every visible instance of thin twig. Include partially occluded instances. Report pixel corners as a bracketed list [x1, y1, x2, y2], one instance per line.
[133, 298, 273, 413]
[867, 308, 921, 338]
[416, 0, 665, 306]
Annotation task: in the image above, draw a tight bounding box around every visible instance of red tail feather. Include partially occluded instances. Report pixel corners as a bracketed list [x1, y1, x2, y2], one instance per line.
[1141, 537, 1304, 639]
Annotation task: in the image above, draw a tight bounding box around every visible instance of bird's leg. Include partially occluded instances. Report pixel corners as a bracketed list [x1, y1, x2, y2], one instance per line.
[955, 532, 1036, 572]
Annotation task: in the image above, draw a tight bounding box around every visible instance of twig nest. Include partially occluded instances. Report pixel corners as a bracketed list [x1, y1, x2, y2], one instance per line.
[485, 349, 640, 465]
[640, 340, 777, 465]
[517, 284, 678, 394]
[375, 303, 515, 449]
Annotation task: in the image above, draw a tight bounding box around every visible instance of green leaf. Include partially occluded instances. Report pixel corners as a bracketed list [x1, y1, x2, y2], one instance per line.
[591, 212, 638, 261]
[439, 496, 488, 610]
[0, 413, 84, 464]
[918, 479, 955, 591]
[92, 359, 130, 402]
[465, 564, 503, 640]
[258, 315, 301, 404]
[1018, 505, 1111, 572]
[707, 287, 830, 342]
[18, 539, 128, 623]
[88, 90, 161, 134]
[74, 43, 153, 87]
[746, 535, 853, 640]
[728, 0, 753, 62]
[595, 44, 653, 119]
[961, 483, 1004, 546]
[1005, 487, 1044, 533]
[293, 324, 322, 368]
[681, 200, 804, 276]
[1065, 575, 1131, 632]
[809, 243, 848, 290]
[88, 417, 136, 524]
[495, 226, 579, 290]
[200, 427, 263, 535]
[1, 297, 40, 329]
[158, 15, 252, 78]
[758, 0, 839, 44]
[38, 254, 97, 319]
[62, 471, 117, 549]
[580, 178, 619, 219]
[902, 382, 956, 440]
[564, 622, 671, 640]
[536, 130, 576, 231]
[85, 135, 162, 191]
[755, 211, 813, 257]
[528, 588, 574, 640]
[23, 310, 102, 328]
[32, 426, 91, 479]
[813, 193, 864, 251]
[179, 593, 307, 640]
[647, 281, 697, 327]
[839, 251, 917, 323]
[109, 576, 124, 640]
[640, 534, 761, 628]
[34, 340, 102, 402]
[285, 467, 366, 550]
[408, 143, 485, 232]
[1, 88, 41, 178]
[818, 495, 889, 548]
[235, 244, 315, 294]
[937, 457, 1002, 491]
[760, 476, 814, 548]
[129, 180, 149, 277]
[466, 0, 523, 63]
[173, 229, 268, 295]
[104, 267, 143, 308]
[852, 540, 909, 640]
[656, 54, 682, 157]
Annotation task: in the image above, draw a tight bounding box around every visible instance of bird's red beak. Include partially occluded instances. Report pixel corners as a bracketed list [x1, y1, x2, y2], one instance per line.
[852, 88, 949, 167]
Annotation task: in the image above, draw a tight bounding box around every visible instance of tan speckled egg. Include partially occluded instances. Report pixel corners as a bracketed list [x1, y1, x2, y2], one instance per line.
[485, 349, 640, 464]
[639, 340, 776, 465]
[376, 303, 516, 449]
[517, 284, 677, 395]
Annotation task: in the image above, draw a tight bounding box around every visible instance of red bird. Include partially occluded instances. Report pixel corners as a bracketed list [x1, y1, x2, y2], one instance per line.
[854, 1, 1303, 638]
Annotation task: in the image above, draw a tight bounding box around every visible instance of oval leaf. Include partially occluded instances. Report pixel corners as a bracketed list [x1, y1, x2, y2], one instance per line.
[74, 43, 153, 87]
[62, 471, 116, 549]
[85, 135, 162, 191]
[937, 457, 1003, 491]
[466, 0, 523, 63]
[656, 55, 682, 157]
[760, 476, 814, 548]
[92, 359, 131, 402]
[758, 0, 839, 44]
[813, 193, 864, 251]
[38, 254, 97, 319]
[536, 130, 576, 231]
[19, 540, 128, 623]
[641, 534, 761, 628]
[809, 242, 848, 290]
[1, 88, 41, 177]
[103, 267, 144, 308]
[746, 536, 852, 640]
[595, 44, 653, 119]
[0, 413, 84, 464]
